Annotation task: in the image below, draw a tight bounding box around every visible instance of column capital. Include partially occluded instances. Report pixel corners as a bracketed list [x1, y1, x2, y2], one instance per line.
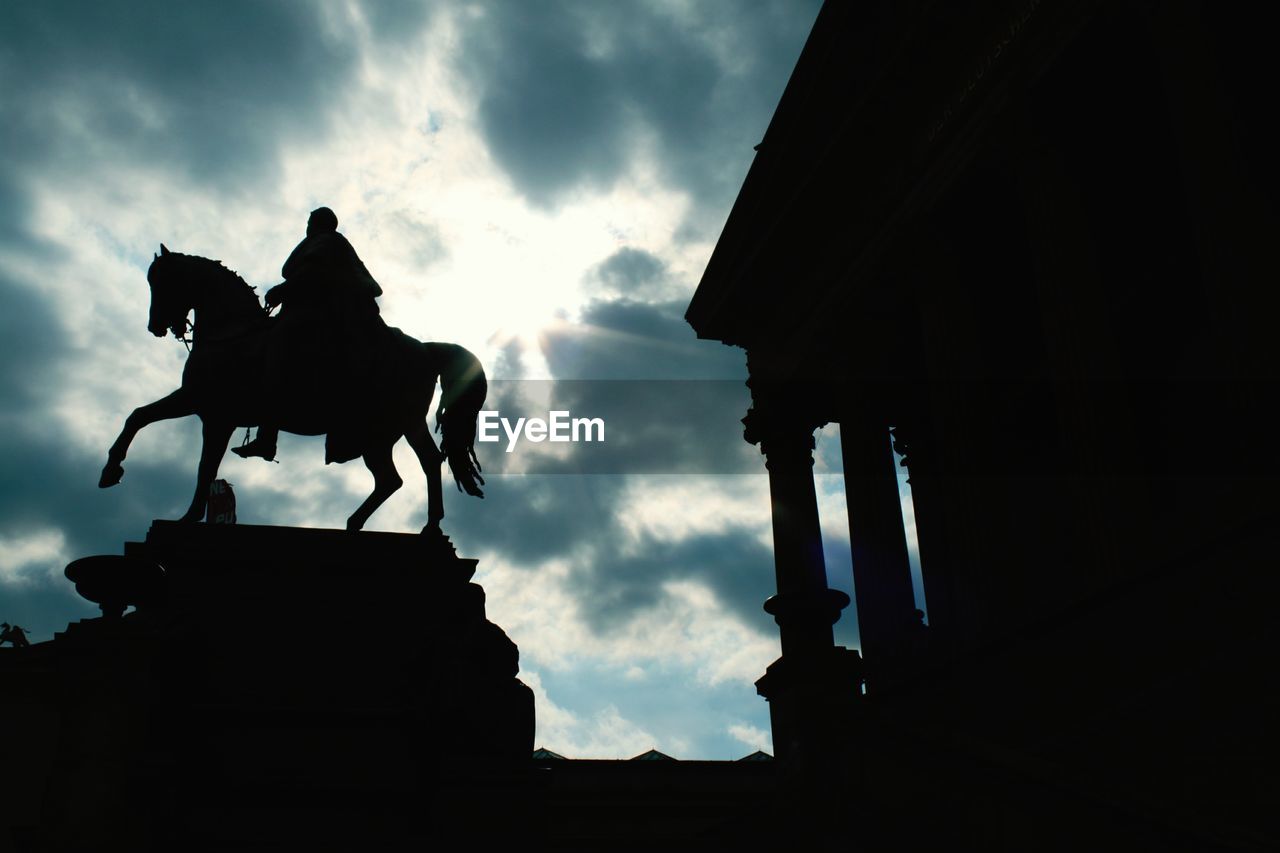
[741, 383, 827, 454]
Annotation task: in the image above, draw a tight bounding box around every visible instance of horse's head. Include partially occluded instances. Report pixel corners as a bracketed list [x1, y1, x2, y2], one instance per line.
[145, 245, 262, 341]
[146, 244, 191, 338]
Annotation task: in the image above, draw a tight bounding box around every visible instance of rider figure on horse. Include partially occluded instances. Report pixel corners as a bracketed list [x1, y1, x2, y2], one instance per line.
[234, 207, 385, 462]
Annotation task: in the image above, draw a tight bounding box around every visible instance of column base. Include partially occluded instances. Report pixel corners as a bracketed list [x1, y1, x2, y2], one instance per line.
[755, 646, 864, 764]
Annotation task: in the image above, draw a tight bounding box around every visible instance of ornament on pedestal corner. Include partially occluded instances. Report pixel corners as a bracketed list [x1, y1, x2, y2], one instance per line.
[0, 622, 31, 648]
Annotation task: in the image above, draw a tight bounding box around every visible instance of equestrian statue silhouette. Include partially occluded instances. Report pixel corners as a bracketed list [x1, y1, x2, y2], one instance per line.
[98, 243, 486, 534]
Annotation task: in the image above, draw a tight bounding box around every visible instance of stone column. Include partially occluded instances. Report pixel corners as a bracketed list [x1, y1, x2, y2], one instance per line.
[743, 383, 862, 764]
[842, 414, 922, 689]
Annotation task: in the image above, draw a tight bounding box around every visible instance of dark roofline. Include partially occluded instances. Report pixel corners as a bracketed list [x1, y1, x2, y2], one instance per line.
[685, 0, 850, 346]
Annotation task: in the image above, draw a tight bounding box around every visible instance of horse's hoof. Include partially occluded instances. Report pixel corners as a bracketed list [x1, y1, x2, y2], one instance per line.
[422, 521, 443, 537]
[99, 463, 124, 488]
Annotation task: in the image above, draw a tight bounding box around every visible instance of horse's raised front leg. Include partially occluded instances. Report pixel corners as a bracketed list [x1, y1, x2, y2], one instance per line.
[179, 419, 235, 523]
[346, 441, 403, 532]
[99, 388, 196, 488]
[405, 426, 445, 534]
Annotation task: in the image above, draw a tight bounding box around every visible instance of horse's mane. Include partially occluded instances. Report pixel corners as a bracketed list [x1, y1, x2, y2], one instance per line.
[161, 252, 257, 296]
[199, 255, 254, 293]
[149, 250, 263, 318]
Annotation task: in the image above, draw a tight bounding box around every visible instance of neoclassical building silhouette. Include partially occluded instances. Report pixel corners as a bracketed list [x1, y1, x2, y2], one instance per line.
[687, 0, 1275, 846]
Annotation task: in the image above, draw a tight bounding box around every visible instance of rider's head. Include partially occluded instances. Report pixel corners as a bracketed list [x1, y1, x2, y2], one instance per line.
[307, 207, 339, 236]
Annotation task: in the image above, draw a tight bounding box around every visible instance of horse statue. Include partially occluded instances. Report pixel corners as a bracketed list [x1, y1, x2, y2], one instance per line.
[98, 245, 486, 533]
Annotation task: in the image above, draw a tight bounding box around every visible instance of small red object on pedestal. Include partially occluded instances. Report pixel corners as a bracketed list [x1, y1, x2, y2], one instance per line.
[207, 478, 236, 524]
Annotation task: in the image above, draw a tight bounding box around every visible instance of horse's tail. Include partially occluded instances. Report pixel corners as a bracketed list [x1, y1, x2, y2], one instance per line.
[433, 343, 487, 498]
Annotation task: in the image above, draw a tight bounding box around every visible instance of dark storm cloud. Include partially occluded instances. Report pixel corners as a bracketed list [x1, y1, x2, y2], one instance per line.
[0, 174, 30, 251]
[0, 0, 370, 200]
[571, 530, 778, 636]
[360, 0, 439, 45]
[0, 430, 196, 565]
[456, 0, 822, 229]
[458, 4, 637, 206]
[587, 247, 669, 300]
[0, 277, 67, 417]
[541, 298, 746, 379]
[443, 474, 627, 565]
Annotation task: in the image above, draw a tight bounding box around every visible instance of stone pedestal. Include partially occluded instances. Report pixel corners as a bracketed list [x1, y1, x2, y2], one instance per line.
[13, 522, 534, 848]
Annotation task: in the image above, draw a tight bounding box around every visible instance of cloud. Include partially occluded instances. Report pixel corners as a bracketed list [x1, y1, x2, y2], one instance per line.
[376, 209, 449, 274]
[445, 474, 629, 565]
[568, 530, 778, 637]
[523, 651, 776, 759]
[0, 1, 369, 199]
[0, 573, 96, 642]
[541, 298, 746, 380]
[727, 721, 771, 754]
[522, 669, 660, 758]
[586, 247, 671, 301]
[357, 0, 439, 46]
[0, 529, 69, 587]
[454, 0, 822, 229]
[488, 337, 529, 379]
[458, 3, 636, 207]
[0, 275, 69, 418]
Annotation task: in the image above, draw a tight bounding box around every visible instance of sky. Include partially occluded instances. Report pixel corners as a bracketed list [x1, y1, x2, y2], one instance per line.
[0, 0, 923, 760]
